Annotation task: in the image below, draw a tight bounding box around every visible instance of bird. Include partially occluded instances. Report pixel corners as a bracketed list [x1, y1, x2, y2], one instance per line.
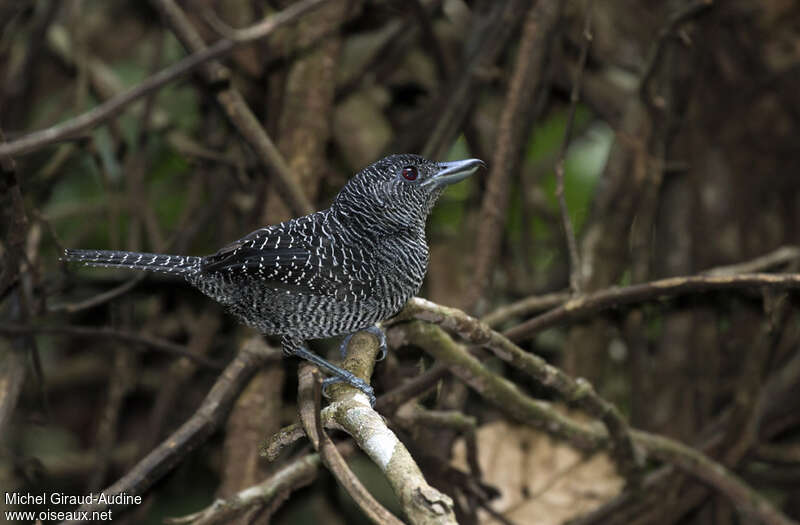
[63, 154, 485, 404]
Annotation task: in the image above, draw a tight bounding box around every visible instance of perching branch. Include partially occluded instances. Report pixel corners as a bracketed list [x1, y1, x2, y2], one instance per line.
[325, 331, 458, 525]
[260, 362, 450, 461]
[298, 364, 404, 525]
[263, 331, 457, 525]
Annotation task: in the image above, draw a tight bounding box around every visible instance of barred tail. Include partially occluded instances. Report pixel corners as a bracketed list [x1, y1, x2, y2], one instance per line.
[62, 249, 201, 275]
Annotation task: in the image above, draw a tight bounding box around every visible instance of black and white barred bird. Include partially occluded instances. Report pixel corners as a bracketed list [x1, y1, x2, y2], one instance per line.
[64, 154, 485, 404]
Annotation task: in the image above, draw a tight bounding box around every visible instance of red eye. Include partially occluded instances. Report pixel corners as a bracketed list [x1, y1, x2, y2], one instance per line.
[401, 166, 418, 181]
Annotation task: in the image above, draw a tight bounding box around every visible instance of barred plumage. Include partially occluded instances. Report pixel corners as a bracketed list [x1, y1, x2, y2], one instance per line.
[63, 154, 485, 403]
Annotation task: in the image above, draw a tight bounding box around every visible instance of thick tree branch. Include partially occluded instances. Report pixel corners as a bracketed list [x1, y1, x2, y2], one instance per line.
[392, 320, 797, 525]
[298, 364, 404, 525]
[395, 303, 642, 481]
[326, 332, 458, 525]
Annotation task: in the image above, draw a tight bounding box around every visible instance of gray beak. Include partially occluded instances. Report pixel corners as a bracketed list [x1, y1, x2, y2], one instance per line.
[422, 158, 486, 188]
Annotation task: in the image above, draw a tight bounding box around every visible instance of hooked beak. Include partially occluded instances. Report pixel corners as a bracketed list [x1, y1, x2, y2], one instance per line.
[422, 158, 486, 188]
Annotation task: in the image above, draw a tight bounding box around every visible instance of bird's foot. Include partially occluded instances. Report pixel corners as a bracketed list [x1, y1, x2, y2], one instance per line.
[291, 345, 376, 406]
[321, 376, 376, 406]
[338, 325, 387, 361]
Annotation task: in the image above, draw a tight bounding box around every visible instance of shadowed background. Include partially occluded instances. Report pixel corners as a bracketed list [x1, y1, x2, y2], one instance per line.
[2, 0, 800, 524]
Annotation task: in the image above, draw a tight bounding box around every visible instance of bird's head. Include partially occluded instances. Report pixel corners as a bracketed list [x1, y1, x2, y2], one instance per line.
[333, 154, 485, 232]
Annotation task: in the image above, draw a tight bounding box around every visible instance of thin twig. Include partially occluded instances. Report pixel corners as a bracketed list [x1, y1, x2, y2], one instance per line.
[501, 273, 800, 342]
[418, 0, 528, 159]
[88, 349, 137, 491]
[166, 454, 322, 525]
[466, 0, 562, 312]
[375, 362, 449, 414]
[49, 274, 146, 313]
[639, 0, 714, 107]
[480, 290, 570, 327]
[0, 128, 32, 440]
[555, 0, 593, 294]
[634, 431, 797, 525]
[0, 324, 224, 368]
[395, 405, 481, 478]
[703, 246, 800, 277]
[407, 0, 449, 81]
[482, 248, 800, 333]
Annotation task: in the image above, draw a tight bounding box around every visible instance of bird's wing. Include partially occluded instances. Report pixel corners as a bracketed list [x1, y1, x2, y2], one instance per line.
[200, 225, 371, 298]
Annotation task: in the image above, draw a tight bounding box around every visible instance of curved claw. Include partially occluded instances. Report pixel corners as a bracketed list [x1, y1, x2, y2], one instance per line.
[337, 333, 355, 360]
[339, 325, 388, 361]
[322, 376, 376, 406]
[369, 325, 388, 362]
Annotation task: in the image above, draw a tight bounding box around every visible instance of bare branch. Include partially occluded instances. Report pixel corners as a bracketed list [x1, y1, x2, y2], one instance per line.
[48, 274, 146, 313]
[299, 364, 404, 525]
[703, 246, 800, 277]
[480, 290, 569, 328]
[419, 0, 528, 159]
[639, 0, 714, 107]
[393, 320, 798, 525]
[502, 273, 800, 342]
[396, 301, 642, 481]
[267, 331, 457, 524]
[166, 454, 322, 525]
[331, 332, 458, 524]
[467, 0, 562, 311]
[261, 362, 450, 461]
[635, 431, 798, 525]
[555, 0, 593, 294]
[0, 324, 224, 369]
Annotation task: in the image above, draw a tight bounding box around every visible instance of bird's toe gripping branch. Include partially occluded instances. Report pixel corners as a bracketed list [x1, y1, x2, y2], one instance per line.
[338, 325, 387, 361]
[290, 345, 377, 406]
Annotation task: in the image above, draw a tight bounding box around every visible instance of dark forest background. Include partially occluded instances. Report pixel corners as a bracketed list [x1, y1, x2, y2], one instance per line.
[2, 0, 800, 524]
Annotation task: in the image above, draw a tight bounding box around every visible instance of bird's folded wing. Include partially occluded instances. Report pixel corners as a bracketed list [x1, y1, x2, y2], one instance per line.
[200, 229, 370, 298]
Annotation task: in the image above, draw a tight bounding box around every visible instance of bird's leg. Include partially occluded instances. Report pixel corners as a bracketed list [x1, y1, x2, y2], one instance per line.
[282, 336, 376, 406]
[338, 324, 387, 361]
